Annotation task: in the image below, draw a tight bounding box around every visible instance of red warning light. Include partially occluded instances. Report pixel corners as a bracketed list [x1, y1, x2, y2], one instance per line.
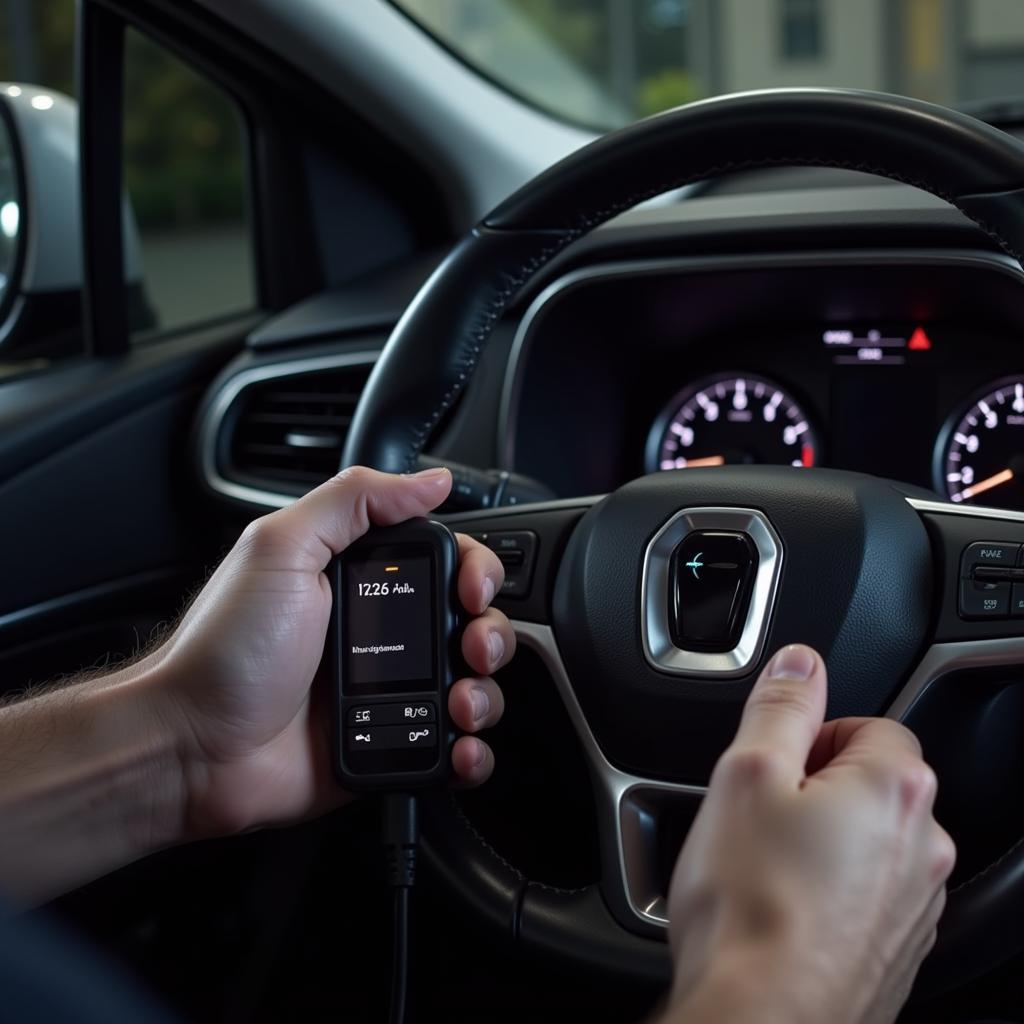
[908, 327, 932, 351]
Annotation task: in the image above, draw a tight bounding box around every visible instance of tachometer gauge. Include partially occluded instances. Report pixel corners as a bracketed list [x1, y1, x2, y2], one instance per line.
[646, 373, 819, 474]
[936, 377, 1024, 509]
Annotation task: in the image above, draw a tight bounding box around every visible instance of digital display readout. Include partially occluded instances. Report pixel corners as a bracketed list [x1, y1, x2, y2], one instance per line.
[342, 554, 434, 693]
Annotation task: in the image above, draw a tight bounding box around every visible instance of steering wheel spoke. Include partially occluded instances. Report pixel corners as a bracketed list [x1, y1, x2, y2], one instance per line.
[441, 498, 598, 623]
[515, 620, 705, 935]
[889, 496, 1024, 720]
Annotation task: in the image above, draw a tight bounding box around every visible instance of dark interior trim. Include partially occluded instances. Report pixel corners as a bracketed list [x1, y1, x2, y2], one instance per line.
[77, 2, 129, 355]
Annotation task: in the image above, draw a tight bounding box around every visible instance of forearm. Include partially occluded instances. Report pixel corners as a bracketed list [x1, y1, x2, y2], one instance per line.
[0, 654, 186, 906]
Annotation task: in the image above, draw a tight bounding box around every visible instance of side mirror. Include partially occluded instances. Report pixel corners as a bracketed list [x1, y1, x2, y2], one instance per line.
[0, 102, 20, 320]
[0, 84, 152, 358]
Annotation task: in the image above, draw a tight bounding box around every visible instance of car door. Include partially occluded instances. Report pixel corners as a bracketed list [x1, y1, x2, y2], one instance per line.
[0, 0, 440, 693]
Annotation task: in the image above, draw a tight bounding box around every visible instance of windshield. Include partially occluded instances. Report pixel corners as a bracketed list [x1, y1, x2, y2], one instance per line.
[393, 0, 1024, 130]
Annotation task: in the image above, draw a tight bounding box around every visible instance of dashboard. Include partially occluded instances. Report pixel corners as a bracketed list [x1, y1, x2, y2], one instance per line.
[502, 250, 1024, 510]
[199, 181, 1024, 525]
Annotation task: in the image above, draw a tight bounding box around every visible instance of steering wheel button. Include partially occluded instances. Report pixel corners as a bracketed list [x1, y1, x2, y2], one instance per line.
[483, 530, 538, 600]
[1011, 584, 1024, 617]
[958, 579, 1010, 618]
[960, 541, 1020, 578]
[669, 531, 757, 652]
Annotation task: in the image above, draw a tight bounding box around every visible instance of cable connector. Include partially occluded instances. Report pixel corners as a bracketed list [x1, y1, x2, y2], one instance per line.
[382, 792, 419, 888]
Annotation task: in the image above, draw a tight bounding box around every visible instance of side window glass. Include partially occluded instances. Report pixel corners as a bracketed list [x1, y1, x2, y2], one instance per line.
[123, 28, 255, 339]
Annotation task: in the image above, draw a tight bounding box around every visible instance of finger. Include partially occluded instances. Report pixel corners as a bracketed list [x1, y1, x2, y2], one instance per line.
[809, 718, 933, 812]
[726, 644, 827, 788]
[462, 607, 516, 676]
[247, 466, 453, 569]
[814, 717, 923, 780]
[451, 736, 495, 787]
[929, 824, 957, 886]
[456, 533, 505, 615]
[449, 677, 505, 733]
[805, 716, 875, 774]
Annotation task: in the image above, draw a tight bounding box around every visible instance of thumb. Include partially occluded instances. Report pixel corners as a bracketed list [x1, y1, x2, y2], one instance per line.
[727, 644, 828, 788]
[258, 465, 452, 568]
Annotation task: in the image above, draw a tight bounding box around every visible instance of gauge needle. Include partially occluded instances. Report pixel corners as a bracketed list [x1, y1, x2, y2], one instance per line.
[683, 455, 726, 468]
[959, 468, 1014, 501]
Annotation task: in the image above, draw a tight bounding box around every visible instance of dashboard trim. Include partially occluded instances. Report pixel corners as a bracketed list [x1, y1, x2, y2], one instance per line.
[498, 247, 1024, 473]
[198, 350, 381, 510]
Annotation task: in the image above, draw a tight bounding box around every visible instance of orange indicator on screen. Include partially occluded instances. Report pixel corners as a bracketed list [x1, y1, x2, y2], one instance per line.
[385, 566, 400, 572]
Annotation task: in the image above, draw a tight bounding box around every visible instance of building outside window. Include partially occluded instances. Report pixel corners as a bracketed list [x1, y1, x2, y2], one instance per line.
[779, 0, 824, 61]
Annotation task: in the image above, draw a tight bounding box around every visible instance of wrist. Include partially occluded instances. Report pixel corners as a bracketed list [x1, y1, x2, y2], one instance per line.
[662, 944, 822, 1024]
[112, 651, 194, 850]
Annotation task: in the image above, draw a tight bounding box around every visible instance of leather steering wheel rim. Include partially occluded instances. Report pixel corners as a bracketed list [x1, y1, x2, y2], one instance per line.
[342, 88, 1024, 994]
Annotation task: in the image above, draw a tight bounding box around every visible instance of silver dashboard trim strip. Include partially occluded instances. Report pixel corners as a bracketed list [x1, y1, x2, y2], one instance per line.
[498, 248, 1024, 472]
[197, 350, 381, 510]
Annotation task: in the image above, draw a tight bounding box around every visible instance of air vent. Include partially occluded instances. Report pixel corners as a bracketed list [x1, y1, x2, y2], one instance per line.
[206, 352, 379, 506]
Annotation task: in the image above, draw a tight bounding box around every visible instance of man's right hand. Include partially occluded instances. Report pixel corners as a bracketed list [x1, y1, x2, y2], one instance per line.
[661, 644, 956, 1024]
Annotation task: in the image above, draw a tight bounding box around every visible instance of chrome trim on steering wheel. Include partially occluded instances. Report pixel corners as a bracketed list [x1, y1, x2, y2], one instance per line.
[883, 495, 1024, 719]
[886, 636, 1024, 722]
[514, 620, 704, 932]
[641, 507, 782, 677]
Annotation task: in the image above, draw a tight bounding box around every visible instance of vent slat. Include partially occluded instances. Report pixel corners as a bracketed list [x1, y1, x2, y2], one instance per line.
[223, 362, 373, 493]
[255, 391, 364, 405]
[247, 412, 354, 427]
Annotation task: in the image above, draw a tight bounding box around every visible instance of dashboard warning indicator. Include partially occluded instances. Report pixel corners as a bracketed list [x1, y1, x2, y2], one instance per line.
[908, 327, 932, 351]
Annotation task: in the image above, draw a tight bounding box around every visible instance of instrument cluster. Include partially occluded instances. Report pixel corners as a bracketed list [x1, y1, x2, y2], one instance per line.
[645, 325, 1024, 510]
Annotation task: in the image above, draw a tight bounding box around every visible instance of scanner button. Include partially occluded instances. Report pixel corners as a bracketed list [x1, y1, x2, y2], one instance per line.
[348, 702, 436, 727]
[346, 724, 438, 751]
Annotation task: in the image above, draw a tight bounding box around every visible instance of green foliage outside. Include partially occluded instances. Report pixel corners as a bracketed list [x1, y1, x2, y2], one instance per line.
[635, 68, 701, 117]
[123, 29, 246, 230]
[507, 0, 706, 123]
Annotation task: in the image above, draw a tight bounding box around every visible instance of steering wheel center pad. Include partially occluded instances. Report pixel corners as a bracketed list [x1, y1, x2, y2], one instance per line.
[553, 467, 931, 782]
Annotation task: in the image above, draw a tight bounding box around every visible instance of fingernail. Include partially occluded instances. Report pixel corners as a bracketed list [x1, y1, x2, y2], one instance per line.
[766, 645, 816, 681]
[473, 739, 487, 767]
[470, 686, 490, 722]
[481, 576, 496, 608]
[487, 629, 505, 667]
[413, 466, 450, 483]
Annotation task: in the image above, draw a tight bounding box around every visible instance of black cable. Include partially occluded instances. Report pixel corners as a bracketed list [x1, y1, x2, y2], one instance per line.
[382, 793, 418, 1024]
[388, 887, 410, 1024]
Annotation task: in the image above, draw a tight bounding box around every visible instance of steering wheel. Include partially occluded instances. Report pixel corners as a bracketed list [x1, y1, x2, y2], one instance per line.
[341, 89, 1024, 994]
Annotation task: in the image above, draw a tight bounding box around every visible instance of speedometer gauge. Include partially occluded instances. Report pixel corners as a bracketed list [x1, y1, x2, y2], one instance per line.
[936, 377, 1024, 509]
[646, 373, 819, 474]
